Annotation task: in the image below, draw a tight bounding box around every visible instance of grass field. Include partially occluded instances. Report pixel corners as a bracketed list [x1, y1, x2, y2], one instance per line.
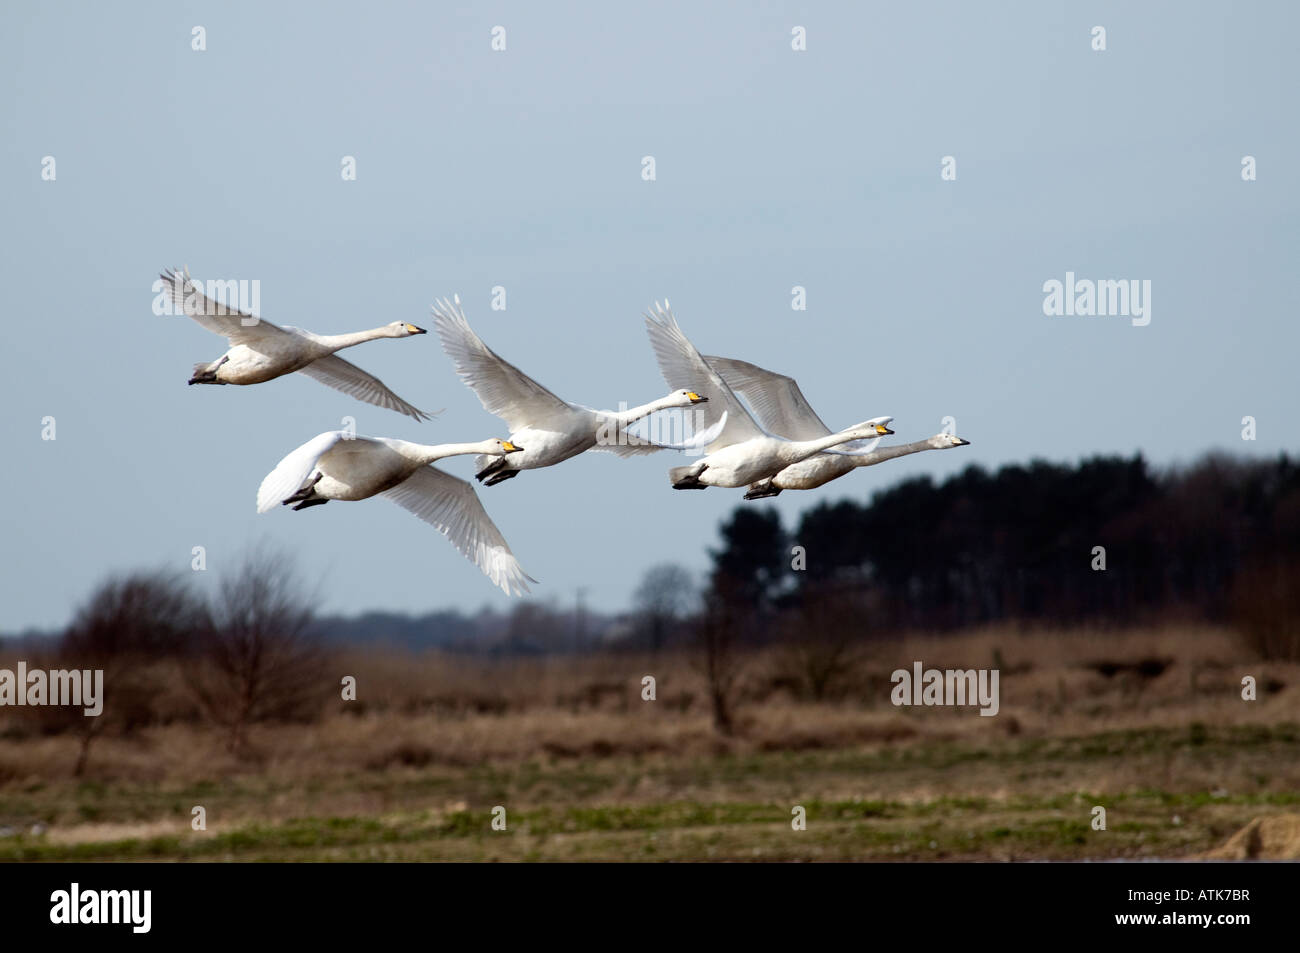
[2, 625, 1297, 861]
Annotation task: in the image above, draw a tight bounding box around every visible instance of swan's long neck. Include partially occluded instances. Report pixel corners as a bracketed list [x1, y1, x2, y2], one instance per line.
[790, 430, 870, 458]
[851, 439, 940, 468]
[605, 397, 675, 430]
[313, 327, 394, 352]
[414, 442, 492, 465]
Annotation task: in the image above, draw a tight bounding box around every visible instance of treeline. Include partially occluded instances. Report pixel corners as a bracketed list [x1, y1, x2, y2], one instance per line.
[307, 603, 620, 655]
[702, 451, 1300, 642]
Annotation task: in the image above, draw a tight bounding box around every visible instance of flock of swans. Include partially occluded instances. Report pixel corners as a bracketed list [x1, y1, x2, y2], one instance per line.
[161, 268, 970, 597]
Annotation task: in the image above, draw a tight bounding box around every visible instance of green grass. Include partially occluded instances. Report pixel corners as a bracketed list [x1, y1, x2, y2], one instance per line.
[2, 722, 1296, 861]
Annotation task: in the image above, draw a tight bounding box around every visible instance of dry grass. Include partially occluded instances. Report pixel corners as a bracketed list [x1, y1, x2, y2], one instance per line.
[0, 623, 1296, 860]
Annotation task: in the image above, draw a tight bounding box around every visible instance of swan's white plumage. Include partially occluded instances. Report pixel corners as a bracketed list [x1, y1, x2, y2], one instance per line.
[643, 303, 895, 489]
[431, 295, 571, 434]
[255, 431, 533, 596]
[160, 267, 431, 420]
[642, 303, 766, 453]
[381, 467, 536, 597]
[159, 266, 281, 347]
[597, 411, 729, 457]
[256, 431, 345, 514]
[295, 353, 429, 421]
[704, 355, 879, 453]
[430, 295, 717, 477]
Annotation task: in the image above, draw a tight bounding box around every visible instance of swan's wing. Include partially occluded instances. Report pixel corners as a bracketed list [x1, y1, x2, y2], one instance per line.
[642, 302, 765, 452]
[703, 355, 834, 442]
[256, 431, 357, 512]
[158, 267, 289, 346]
[296, 353, 434, 421]
[381, 465, 536, 597]
[592, 410, 730, 457]
[431, 295, 572, 433]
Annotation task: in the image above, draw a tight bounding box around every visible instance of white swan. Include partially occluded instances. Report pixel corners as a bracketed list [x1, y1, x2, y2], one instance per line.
[706, 355, 970, 498]
[431, 295, 725, 485]
[256, 431, 535, 596]
[160, 267, 433, 420]
[643, 303, 895, 490]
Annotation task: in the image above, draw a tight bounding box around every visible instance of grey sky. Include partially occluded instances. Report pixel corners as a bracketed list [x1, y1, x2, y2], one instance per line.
[2, 1, 1296, 631]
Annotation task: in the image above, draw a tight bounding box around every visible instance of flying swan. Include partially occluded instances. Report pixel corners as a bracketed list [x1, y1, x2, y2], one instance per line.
[159, 267, 433, 420]
[709, 355, 970, 499]
[431, 295, 725, 485]
[706, 355, 970, 498]
[256, 431, 535, 596]
[642, 302, 895, 490]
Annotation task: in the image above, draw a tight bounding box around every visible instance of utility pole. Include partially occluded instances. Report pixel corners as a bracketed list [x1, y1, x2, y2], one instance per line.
[574, 587, 588, 654]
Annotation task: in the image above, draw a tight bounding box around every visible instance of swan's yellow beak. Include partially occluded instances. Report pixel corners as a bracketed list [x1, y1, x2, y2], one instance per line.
[688, 392, 707, 403]
[502, 441, 521, 452]
[874, 423, 895, 435]
[404, 323, 427, 334]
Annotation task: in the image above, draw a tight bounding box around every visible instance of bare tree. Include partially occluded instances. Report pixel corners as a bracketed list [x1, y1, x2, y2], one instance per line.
[1232, 560, 1300, 662]
[774, 583, 866, 701]
[632, 564, 696, 653]
[695, 574, 747, 736]
[59, 571, 208, 776]
[186, 549, 326, 755]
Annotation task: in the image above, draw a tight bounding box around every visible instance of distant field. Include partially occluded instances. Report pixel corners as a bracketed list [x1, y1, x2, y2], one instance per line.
[1, 625, 1297, 861]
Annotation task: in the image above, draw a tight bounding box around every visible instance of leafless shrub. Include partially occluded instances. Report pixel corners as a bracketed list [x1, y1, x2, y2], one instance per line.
[694, 576, 747, 736]
[56, 571, 208, 776]
[632, 564, 696, 653]
[770, 586, 867, 701]
[184, 549, 329, 756]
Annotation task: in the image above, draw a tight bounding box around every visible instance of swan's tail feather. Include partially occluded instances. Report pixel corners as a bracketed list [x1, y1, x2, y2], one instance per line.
[669, 465, 698, 484]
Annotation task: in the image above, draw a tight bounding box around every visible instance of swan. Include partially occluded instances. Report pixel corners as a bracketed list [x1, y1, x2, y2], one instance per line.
[256, 431, 535, 596]
[705, 355, 970, 498]
[747, 435, 971, 498]
[160, 267, 433, 420]
[642, 302, 895, 489]
[431, 295, 725, 486]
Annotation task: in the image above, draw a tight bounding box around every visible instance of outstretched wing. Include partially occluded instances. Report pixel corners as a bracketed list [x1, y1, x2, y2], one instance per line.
[592, 410, 730, 457]
[256, 431, 358, 512]
[642, 302, 765, 453]
[704, 355, 834, 441]
[296, 353, 434, 421]
[158, 266, 289, 347]
[707, 354, 884, 452]
[381, 465, 536, 597]
[431, 295, 572, 433]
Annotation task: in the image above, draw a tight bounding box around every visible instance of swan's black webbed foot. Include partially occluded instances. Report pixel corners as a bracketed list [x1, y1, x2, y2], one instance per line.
[188, 356, 230, 385]
[476, 457, 509, 482]
[291, 498, 329, 511]
[282, 472, 324, 506]
[743, 485, 782, 500]
[483, 469, 519, 487]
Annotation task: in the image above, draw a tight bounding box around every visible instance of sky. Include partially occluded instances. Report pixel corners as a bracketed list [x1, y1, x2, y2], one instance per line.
[2, 1, 1297, 632]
